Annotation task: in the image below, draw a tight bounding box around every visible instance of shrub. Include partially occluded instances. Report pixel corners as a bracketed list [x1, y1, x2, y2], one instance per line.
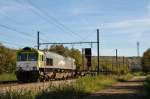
[144, 75, 150, 98]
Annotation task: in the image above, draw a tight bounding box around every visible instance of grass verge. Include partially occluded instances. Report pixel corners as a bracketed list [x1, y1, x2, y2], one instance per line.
[0, 73, 16, 81]
[0, 74, 133, 99]
[116, 73, 133, 82]
[75, 75, 117, 93]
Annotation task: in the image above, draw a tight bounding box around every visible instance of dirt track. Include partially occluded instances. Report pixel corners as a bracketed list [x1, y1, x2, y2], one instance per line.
[84, 76, 146, 99]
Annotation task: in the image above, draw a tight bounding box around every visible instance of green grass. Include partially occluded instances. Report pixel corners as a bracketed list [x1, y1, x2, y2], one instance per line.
[0, 74, 134, 99]
[75, 75, 117, 93]
[0, 90, 36, 99]
[0, 75, 118, 99]
[133, 72, 146, 76]
[0, 73, 17, 81]
[116, 73, 133, 82]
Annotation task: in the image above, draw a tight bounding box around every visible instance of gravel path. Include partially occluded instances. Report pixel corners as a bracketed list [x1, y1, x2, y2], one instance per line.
[83, 76, 146, 99]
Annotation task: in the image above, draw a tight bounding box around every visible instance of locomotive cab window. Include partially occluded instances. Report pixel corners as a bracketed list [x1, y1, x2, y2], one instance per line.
[46, 58, 53, 66]
[28, 53, 38, 61]
[18, 53, 27, 61]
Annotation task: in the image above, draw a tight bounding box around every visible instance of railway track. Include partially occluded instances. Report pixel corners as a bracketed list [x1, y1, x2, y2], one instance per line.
[0, 79, 75, 92]
[0, 77, 75, 85]
[0, 73, 94, 92]
[0, 80, 18, 84]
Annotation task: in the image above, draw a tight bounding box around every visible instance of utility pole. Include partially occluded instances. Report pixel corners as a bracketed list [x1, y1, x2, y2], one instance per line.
[97, 29, 100, 74]
[137, 42, 140, 57]
[137, 41, 141, 68]
[37, 31, 40, 50]
[123, 56, 125, 66]
[116, 49, 118, 63]
[82, 48, 85, 70]
[116, 49, 118, 71]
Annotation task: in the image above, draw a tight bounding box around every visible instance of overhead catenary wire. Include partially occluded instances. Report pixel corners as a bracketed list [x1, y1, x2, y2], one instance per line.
[0, 9, 46, 35]
[0, 24, 47, 42]
[15, 0, 86, 45]
[0, 33, 23, 43]
[0, 1, 48, 43]
[25, 0, 85, 41]
[13, 0, 57, 43]
[0, 15, 47, 43]
[14, 0, 66, 41]
[0, 12, 22, 25]
[0, 0, 97, 49]
[0, 31, 40, 48]
[0, 24, 34, 39]
[0, 24, 45, 42]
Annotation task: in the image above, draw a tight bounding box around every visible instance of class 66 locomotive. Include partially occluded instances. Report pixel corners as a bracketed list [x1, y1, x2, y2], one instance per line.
[16, 47, 76, 82]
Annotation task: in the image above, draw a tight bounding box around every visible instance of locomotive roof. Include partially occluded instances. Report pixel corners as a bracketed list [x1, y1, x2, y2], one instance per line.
[17, 47, 43, 54]
[44, 51, 74, 60]
[17, 47, 75, 60]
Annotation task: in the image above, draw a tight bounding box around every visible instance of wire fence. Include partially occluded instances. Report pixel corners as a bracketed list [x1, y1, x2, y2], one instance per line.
[84, 56, 142, 74]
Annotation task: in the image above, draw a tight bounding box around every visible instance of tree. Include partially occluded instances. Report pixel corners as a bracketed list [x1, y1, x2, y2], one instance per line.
[0, 43, 16, 74]
[49, 45, 69, 57]
[141, 48, 150, 73]
[69, 48, 82, 70]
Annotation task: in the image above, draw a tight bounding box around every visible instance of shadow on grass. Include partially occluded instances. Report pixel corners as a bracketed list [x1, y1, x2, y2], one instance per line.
[84, 93, 145, 99]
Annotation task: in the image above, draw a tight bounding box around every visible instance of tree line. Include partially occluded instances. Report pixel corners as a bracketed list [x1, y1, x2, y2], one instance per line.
[0, 44, 83, 74]
[0, 43, 132, 74]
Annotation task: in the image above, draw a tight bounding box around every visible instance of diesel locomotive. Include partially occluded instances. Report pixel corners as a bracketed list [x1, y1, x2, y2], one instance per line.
[16, 47, 76, 82]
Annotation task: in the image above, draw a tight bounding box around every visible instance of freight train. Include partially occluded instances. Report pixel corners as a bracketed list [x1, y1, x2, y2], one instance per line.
[16, 47, 76, 82]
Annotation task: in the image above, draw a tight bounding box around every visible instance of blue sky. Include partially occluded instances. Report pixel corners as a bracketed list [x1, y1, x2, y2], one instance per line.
[0, 0, 150, 56]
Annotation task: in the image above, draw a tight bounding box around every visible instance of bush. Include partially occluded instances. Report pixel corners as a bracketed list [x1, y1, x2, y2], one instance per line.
[143, 75, 150, 99]
[141, 48, 150, 73]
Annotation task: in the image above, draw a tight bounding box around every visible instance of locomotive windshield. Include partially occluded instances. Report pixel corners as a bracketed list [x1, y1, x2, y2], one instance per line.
[18, 53, 38, 61]
[28, 53, 38, 61]
[18, 53, 27, 61]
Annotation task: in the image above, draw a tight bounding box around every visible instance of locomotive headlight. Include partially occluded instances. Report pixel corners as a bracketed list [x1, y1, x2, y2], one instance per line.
[16, 67, 22, 70]
[16, 67, 19, 70]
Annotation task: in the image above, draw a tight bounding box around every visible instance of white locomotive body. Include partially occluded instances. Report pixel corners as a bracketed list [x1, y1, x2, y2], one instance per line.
[16, 47, 76, 82]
